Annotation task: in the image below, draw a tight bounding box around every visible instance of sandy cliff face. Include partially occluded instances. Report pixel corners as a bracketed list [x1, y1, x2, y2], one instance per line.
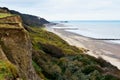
[0, 16, 41, 80]
[0, 15, 22, 23]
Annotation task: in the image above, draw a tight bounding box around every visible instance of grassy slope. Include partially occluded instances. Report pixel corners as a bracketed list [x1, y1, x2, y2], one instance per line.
[30, 27, 83, 55]
[30, 27, 120, 80]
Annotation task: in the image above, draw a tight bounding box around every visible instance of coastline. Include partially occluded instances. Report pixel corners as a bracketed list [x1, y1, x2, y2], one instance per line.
[45, 24, 120, 69]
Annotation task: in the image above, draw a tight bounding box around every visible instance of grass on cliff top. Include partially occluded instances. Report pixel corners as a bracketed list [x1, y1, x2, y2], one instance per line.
[0, 13, 12, 18]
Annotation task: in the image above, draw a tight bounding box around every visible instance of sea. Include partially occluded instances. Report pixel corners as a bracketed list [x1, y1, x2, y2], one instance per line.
[52, 20, 120, 44]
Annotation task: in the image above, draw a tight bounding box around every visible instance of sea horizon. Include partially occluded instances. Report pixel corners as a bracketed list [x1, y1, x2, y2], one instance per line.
[51, 20, 120, 44]
[51, 20, 120, 22]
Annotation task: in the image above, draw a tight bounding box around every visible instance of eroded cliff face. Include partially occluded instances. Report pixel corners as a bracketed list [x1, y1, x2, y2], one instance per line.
[0, 15, 22, 23]
[0, 15, 41, 80]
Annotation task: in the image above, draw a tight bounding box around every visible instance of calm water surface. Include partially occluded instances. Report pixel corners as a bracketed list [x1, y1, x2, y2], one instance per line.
[52, 21, 120, 44]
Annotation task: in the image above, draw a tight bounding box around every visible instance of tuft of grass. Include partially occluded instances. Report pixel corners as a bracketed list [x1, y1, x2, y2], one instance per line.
[32, 60, 42, 73]
[0, 60, 18, 80]
[0, 13, 12, 18]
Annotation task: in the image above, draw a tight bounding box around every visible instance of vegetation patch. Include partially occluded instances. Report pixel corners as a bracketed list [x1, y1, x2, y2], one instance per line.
[0, 13, 12, 18]
[30, 27, 83, 55]
[0, 60, 18, 80]
[30, 27, 120, 80]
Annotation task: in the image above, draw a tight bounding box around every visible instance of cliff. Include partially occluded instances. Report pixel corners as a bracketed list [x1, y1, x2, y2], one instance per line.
[0, 14, 41, 80]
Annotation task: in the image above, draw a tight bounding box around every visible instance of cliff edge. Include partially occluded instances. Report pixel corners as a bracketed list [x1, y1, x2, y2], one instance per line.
[0, 7, 49, 27]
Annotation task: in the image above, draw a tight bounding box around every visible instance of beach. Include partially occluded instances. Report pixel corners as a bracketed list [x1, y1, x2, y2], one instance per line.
[46, 24, 120, 69]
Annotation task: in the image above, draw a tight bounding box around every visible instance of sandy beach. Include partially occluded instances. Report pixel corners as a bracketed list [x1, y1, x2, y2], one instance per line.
[46, 24, 120, 69]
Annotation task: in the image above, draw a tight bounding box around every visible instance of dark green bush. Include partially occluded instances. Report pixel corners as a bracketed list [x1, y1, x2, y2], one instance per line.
[81, 65, 103, 75]
[101, 74, 120, 80]
[38, 42, 65, 58]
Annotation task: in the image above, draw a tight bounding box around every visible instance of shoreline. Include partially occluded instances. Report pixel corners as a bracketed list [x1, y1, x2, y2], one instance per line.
[45, 24, 120, 69]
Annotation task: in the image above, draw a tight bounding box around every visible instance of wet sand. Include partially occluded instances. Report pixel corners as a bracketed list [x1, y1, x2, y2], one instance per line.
[45, 25, 120, 69]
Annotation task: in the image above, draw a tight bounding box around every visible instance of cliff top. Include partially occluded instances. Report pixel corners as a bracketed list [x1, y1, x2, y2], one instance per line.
[0, 13, 23, 29]
[0, 13, 12, 18]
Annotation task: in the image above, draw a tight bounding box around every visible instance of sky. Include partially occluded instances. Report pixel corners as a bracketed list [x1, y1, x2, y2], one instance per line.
[0, 0, 120, 21]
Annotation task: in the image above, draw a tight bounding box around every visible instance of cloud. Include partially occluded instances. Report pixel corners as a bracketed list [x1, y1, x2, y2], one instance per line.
[0, 0, 120, 20]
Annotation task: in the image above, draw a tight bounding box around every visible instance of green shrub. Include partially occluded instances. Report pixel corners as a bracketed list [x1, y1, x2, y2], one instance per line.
[89, 70, 101, 80]
[81, 65, 102, 75]
[101, 74, 120, 80]
[0, 60, 18, 80]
